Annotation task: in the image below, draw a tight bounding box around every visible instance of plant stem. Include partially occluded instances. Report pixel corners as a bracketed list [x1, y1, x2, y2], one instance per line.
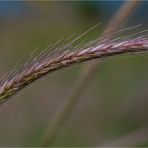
[40, 1, 142, 146]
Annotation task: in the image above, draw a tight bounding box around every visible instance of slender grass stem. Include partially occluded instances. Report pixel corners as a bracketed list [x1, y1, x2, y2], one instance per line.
[40, 1, 142, 146]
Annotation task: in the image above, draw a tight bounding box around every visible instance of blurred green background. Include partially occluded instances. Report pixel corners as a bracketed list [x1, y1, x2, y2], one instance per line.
[0, 1, 148, 147]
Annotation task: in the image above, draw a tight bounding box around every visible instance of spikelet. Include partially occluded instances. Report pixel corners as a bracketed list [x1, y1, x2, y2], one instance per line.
[0, 26, 148, 104]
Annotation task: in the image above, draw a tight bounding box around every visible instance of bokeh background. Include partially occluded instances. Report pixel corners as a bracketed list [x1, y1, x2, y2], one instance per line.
[0, 1, 148, 146]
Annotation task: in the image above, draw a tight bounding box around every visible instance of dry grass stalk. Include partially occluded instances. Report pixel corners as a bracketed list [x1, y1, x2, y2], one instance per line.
[0, 35, 148, 105]
[40, 1, 142, 146]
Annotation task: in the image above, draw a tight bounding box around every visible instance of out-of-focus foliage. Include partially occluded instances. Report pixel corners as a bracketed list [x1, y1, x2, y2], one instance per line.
[0, 1, 148, 146]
